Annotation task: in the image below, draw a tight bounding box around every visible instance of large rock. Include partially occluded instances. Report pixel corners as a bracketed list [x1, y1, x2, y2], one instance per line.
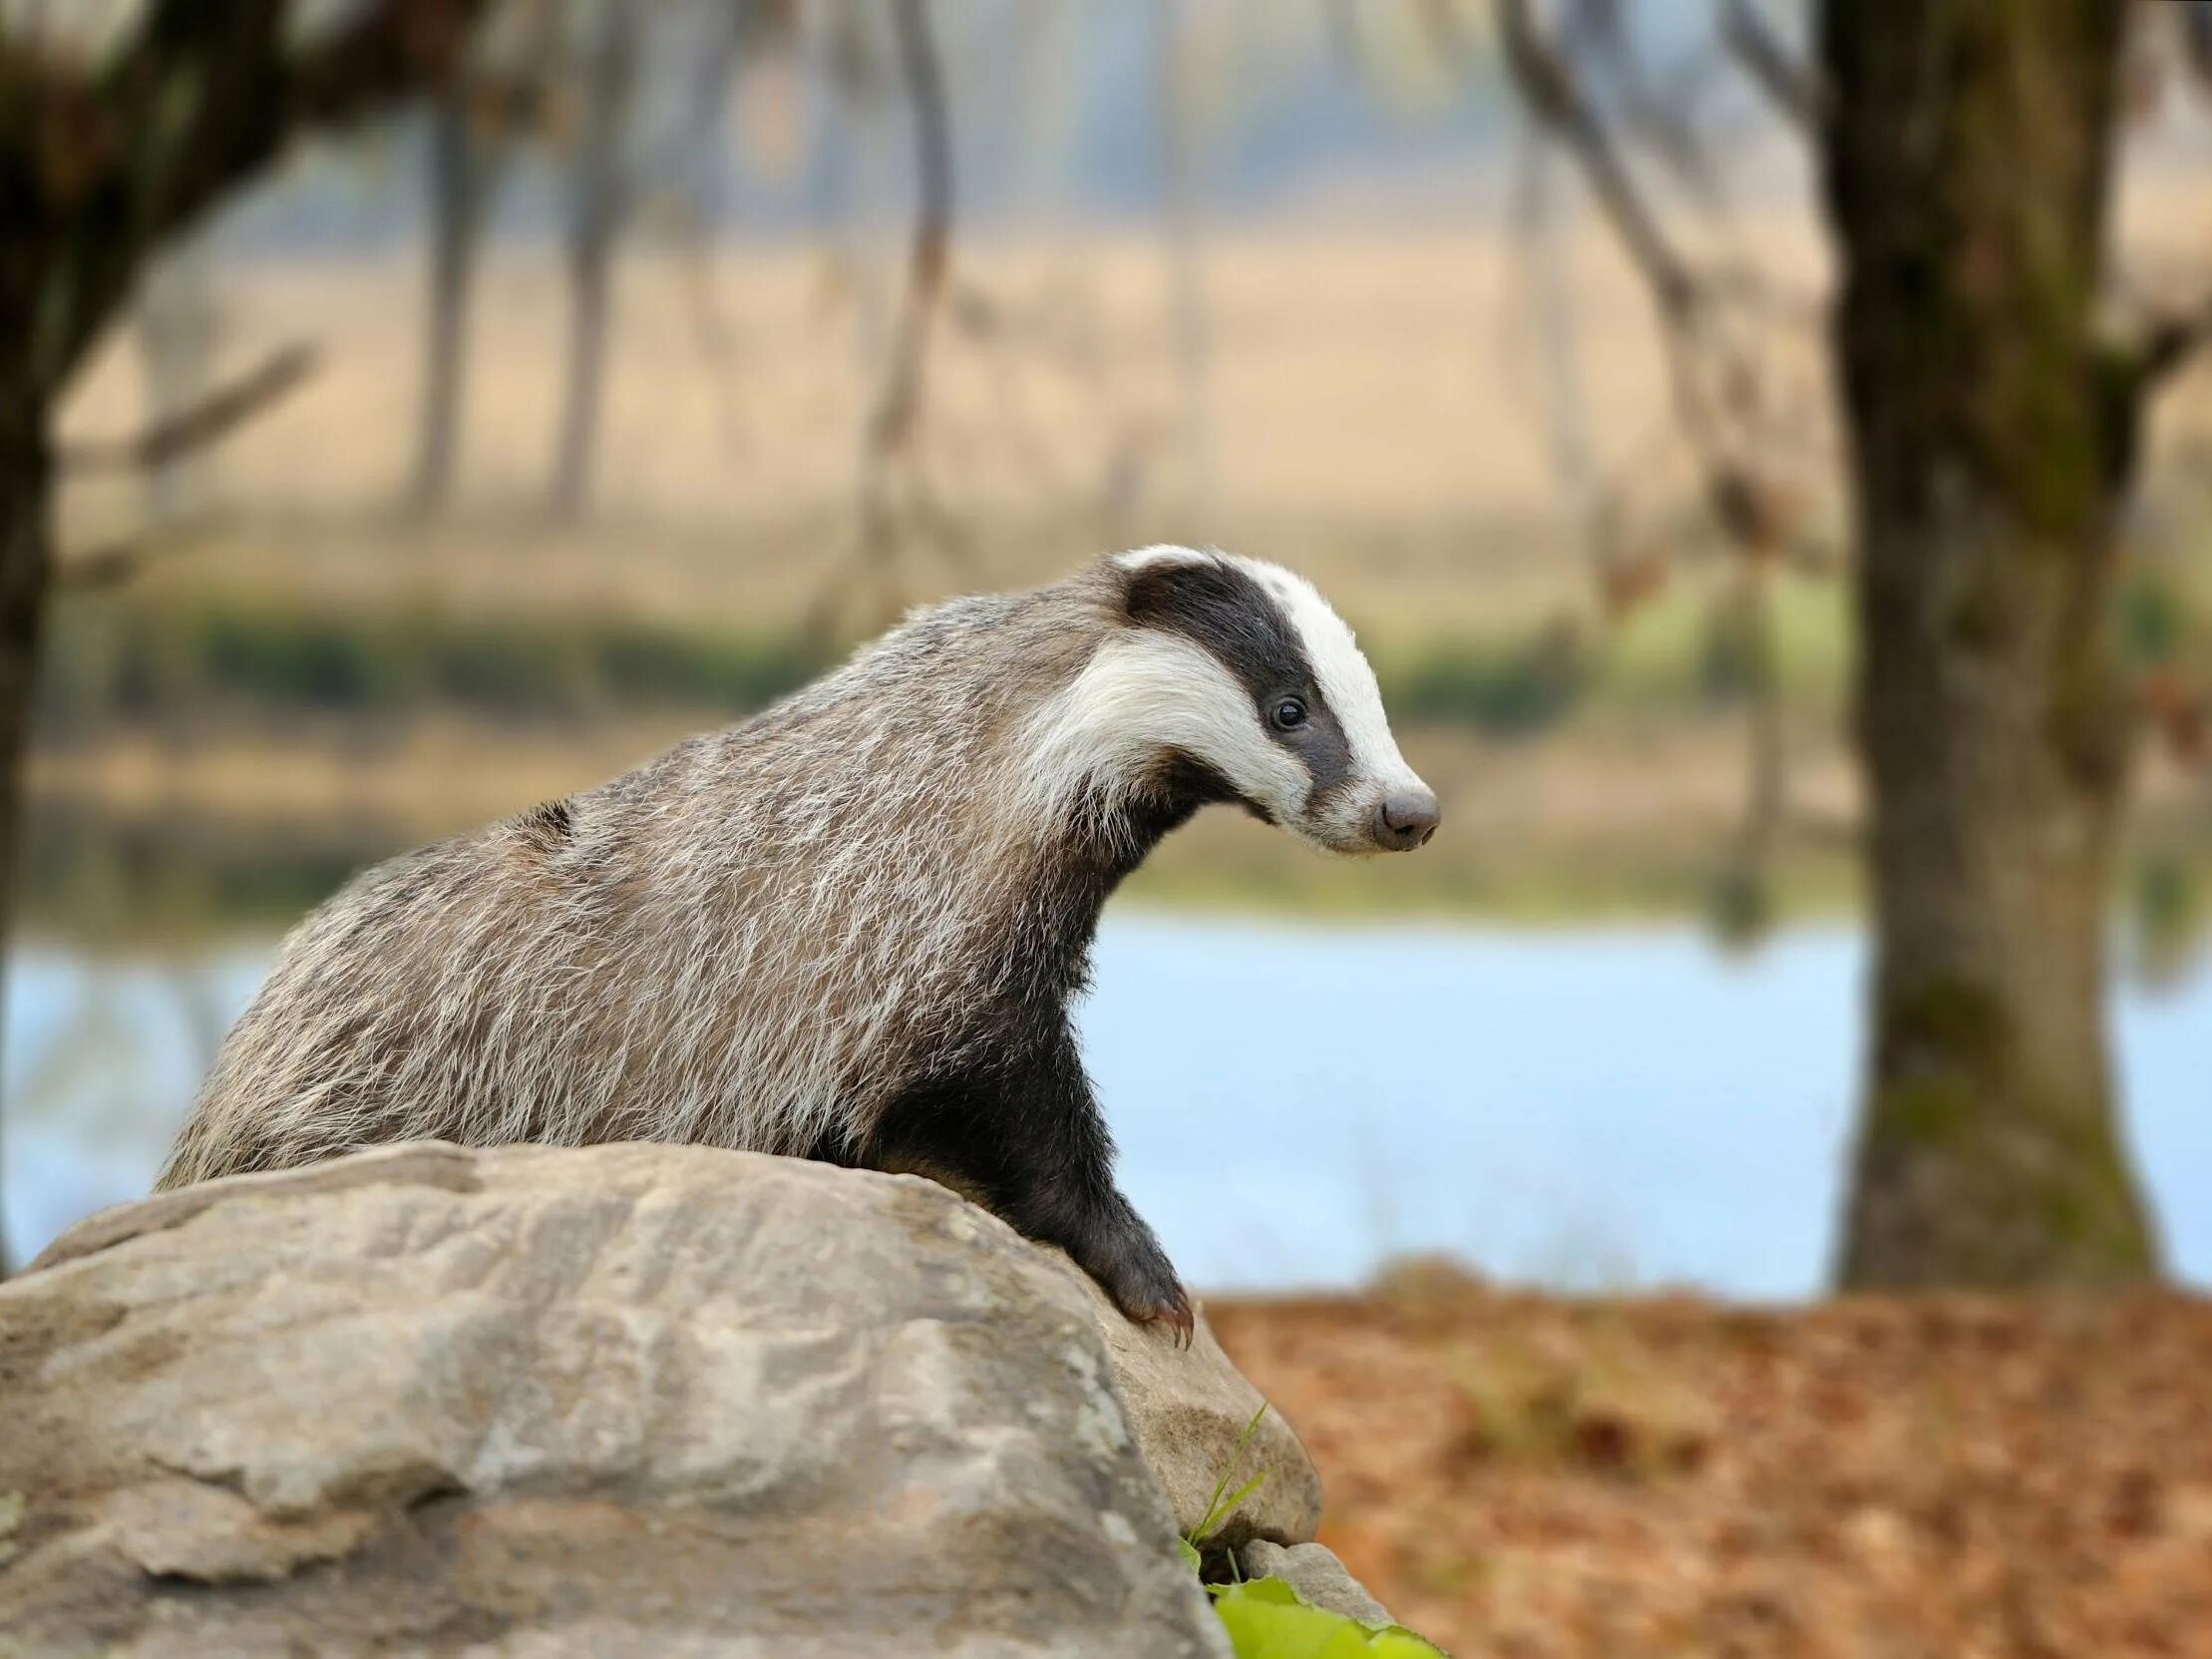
[1066, 1271, 1320, 1549]
[0, 1141, 1232, 1658]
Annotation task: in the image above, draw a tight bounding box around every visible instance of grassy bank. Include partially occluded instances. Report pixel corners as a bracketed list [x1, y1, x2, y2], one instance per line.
[24, 507, 2210, 949]
[38, 551, 1855, 739]
[24, 710, 2212, 961]
[20, 714, 1863, 942]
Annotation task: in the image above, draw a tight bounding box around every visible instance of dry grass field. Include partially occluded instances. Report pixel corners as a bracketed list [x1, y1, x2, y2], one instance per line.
[42, 169, 2212, 647]
[57, 202, 1828, 639]
[28, 187, 2212, 930]
[48, 166, 2212, 568]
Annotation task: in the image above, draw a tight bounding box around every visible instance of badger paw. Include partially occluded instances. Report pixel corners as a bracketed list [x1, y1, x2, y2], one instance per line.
[1095, 1241, 1195, 1349]
[1133, 1283, 1196, 1349]
[1038, 1190, 1193, 1347]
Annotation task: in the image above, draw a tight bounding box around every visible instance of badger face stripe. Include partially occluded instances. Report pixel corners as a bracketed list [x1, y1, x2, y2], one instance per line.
[1118, 551, 1354, 810]
[1245, 560, 1425, 788]
[1118, 546, 1432, 852]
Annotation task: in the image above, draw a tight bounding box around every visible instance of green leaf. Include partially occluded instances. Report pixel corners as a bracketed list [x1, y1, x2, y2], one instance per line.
[1208, 1577, 1449, 1659]
[1222, 1575, 1301, 1606]
[1367, 1629, 1452, 1657]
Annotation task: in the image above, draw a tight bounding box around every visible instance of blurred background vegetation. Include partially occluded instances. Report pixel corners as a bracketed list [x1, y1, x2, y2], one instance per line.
[2, 0, 2209, 1282]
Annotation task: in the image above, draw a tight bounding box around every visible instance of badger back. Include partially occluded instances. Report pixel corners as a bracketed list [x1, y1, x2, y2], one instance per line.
[164, 582, 1119, 1187]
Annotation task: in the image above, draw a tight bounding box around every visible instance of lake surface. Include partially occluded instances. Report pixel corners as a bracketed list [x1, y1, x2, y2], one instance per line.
[6, 918, 2208, 1298]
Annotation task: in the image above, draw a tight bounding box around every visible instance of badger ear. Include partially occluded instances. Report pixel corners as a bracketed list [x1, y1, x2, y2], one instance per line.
[1116, 546, 1230, 627]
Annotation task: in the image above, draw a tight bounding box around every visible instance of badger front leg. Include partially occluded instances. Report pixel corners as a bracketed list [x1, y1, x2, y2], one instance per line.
[1001, 1055, 1194, 1345]
[867, 1025, 1193, 1343]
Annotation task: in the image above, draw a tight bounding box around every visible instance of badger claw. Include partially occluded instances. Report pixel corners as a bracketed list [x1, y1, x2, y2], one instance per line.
[1134, 1284, 1195, 1349]
[1043, 1190, 1191, 1346]
[1159, 1283, 1194, 1354]
[1086, 1233, 1194, 1347]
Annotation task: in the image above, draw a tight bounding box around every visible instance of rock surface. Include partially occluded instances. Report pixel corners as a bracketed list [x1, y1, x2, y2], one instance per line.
[1238, 1540, 1398, 1630]
[1071, 1267, 1322, 1548]
[0, 1140, 1233, 1658]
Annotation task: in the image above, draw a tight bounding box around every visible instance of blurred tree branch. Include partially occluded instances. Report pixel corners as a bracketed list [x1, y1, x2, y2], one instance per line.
[407, 73, 494, 514]
[810, 0, 967, 638]
[2133, 292, 2212, 393]
[2184, 0, 2212, 92]
[0, 0, 490, 979]
[52, 518, 219, 592]
[1489, 0, 1838, 934]
[58, 341, 317, 474]
[1493, 0, 1828, 574]
[546, 0, 639, 519]
[1495, 0, 1698, 318]
[1719, 0, 1821, 133]
[2, 0, 488, 398]
[1157, 0, 1213, 518]
[864, 0, 953, 469]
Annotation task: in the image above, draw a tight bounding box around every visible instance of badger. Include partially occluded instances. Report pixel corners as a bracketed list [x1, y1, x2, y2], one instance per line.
[159, 547, 1438, 1336]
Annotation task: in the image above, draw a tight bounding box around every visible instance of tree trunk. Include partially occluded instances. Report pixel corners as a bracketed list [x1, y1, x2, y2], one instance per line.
[1155, 0, 1211, 520]
[1821, 0, 2158, 1285]
[0, 416, 51, 952]
[548, 6, 635, 522]
[409, 84, 488, 515]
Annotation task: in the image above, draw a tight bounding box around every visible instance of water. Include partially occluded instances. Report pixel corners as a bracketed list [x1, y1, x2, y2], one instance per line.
[7, 919, 2209, 1298]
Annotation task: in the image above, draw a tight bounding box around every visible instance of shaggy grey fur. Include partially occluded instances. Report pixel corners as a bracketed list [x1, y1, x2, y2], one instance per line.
[160, 549, 1435, 1330]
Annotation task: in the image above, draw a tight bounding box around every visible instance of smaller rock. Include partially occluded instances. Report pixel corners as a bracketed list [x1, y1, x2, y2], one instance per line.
[1060, 1259, 1323, 1548]
[1237, 1540, 1396, 1630]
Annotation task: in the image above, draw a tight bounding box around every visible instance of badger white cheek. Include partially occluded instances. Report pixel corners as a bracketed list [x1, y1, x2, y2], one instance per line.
[1025, 630, 1306, 822]
[1184, 715, 1307, 822]
[1119, 645, 1305, 813]
[1241, 769, 1313, 828]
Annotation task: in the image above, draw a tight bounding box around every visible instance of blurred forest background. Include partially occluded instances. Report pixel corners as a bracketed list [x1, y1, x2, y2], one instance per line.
[4, 3, 2212, 1650]
[8, 0, 2212, 1276]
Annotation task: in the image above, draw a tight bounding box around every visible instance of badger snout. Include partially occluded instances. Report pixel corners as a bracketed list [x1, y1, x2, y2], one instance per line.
[1372, 786, 1439, 851]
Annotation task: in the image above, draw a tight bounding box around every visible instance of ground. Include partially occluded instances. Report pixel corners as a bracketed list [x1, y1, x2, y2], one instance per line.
[1212, 1268, 2212, 1659]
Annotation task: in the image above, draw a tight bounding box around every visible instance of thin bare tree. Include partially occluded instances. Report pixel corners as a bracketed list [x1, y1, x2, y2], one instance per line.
[546, 0, 638, 520]
[807, 0, 967, 637]
[408, 72, 494, 513]
[0, 0, 491, 967]
[1156, 0, 1212, 522]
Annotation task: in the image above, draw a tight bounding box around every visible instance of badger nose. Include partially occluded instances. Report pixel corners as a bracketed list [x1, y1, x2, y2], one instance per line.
[1374, 787, 1440, 851]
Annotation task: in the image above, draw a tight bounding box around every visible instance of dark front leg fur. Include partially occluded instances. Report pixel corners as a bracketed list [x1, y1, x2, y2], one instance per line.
[866, 1025, 1193, 1343]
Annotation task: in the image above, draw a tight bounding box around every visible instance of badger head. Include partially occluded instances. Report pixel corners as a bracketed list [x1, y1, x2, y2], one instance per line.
[1032, 546, 1439, 855]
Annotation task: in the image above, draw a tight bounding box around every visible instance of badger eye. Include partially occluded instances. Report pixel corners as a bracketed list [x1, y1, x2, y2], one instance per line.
[1271, 697, 1308, 731]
